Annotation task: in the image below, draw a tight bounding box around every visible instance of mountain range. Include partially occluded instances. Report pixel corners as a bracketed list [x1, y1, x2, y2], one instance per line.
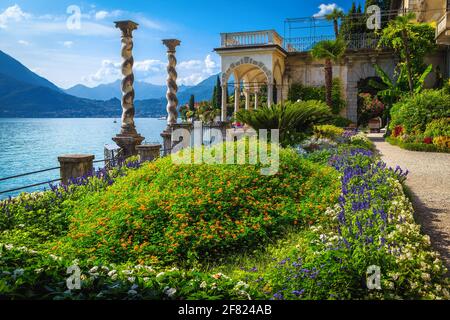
[0, 50, 218, 118]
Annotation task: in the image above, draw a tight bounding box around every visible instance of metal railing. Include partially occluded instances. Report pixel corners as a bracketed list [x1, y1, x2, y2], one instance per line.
[284, 33, 382, 52]
[0, 146, 125, 197]
[220, 30, 283, 48]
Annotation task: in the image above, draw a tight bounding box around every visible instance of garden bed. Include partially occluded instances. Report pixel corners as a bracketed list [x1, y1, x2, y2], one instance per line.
[0, 135, 449, 300]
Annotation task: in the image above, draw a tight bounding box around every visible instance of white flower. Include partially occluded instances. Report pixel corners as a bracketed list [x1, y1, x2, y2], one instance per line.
[421, 273, 431, 282]
[108, 270, 117, 277]
[163, 287, 177, 298]
[122, 270, 133, 275]
[200, 281, 207, 289]
[128, 276, 136, 283]
[89, 266, 99, 274]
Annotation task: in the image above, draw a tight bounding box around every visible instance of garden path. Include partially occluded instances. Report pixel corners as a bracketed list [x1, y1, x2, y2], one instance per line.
[369, 133, 450, 272]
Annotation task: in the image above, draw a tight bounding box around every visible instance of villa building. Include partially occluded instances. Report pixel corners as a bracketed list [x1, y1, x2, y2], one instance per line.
[214, 0, 450, 123]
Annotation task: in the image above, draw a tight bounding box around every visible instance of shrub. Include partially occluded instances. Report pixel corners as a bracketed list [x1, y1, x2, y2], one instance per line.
[53, 143, 340, 266]
[349, 132, 375, 150]
[393, 125, 404, 138]
[386, 136, 450, 153]
[389, 90, 450, 133]
[288, 79, 346, 115]
[423, 118, 450, 138]
[433, 136, 450, 149]
[261, 148, 449, 299]
[236, 100, 332, 147]
[313, 125, 344, 140]
[327, 115, 353, 128]
[423, 137, 433, 144]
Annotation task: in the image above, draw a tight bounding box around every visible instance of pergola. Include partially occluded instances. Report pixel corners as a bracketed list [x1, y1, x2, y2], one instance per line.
[214, 30, 287, 121]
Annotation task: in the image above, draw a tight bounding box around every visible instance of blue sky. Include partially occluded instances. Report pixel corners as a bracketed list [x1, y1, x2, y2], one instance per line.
[0, 0, 357, 88]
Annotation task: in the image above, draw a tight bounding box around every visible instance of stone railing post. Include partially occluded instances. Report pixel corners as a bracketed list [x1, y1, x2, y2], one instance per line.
[136, 144, 162, 163]
[112, 20, 144, 158]
[58, 154, 94, 185]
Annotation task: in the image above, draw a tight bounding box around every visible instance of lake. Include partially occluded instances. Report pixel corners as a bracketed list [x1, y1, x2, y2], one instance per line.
[0, 118, 167, 199]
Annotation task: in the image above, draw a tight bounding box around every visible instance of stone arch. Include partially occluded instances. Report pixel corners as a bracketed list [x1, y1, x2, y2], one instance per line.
[222, 57, 273, 85]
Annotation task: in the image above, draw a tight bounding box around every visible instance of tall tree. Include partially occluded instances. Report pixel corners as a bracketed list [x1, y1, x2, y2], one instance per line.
[215, 76, 222, 109]
[378, 12, 436, 93]
[189, 94, 195, 112]
[211, 85, 217, 108]
[311, 38, 347, 107]
[325, 8, 345, 38]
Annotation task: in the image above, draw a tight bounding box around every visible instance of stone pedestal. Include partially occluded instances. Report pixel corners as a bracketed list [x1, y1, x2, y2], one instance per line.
[113, 134, 145, 158]
[136, 144, 162, 162]
[58, 154, 95, 185]
[161, 127, 173, 156]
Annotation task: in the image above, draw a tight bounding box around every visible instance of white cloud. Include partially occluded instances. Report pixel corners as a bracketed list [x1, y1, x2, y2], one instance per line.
[0, 4, 31, 29]
[82, 59, 122, 85]
[136, 16, 163, 30]
[83, 54, 220, 87]
[134, 59, 165, 73]
[313, 3, 340, 17]
[18, 40, 30, 46]
[62, 41, 74, 48]
[95, 10, 122, 20]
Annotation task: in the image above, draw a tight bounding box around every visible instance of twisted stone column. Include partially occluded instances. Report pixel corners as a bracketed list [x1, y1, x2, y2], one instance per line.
[162, 39, 181, 125]
[112, 20, 144, 157]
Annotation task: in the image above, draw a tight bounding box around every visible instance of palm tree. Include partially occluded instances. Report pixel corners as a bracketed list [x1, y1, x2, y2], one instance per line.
[236, 101, 331, 147]
[325, 8, 345, 38]
[311, 38, 346, 107]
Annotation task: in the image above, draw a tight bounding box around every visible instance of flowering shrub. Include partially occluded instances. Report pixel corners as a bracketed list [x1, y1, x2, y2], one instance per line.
[423, 137, 433, 145]
[46, 143, 340, 266]
[0, 244, 253, 300]
[433, 136, 450, 149]
[257, 148, 449, 299]
[393, 125, 404, 138]
[313, 125, 344, 140]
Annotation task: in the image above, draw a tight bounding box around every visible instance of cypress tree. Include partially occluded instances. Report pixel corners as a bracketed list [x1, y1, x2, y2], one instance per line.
[189, 95, 195, 112]
[212, 85, 217, 108]
[215, 76, 222, 109]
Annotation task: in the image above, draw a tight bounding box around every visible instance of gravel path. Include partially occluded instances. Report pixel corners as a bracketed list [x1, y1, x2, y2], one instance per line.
[368, 133, 450, 270]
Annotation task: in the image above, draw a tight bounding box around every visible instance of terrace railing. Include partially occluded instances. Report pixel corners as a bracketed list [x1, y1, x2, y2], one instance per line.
[284, 33, 382, 52]
[220, 30, 283, 48]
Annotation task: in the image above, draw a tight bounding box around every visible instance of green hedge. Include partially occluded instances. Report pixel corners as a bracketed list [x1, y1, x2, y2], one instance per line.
[389, 90, 450, 134]
[288, 79, 346, 115]
[386, 136, 450, 153]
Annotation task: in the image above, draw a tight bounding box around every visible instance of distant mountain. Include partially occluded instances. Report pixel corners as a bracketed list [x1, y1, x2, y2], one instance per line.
[65, 80, 192, 101]
[65, 74, 219, 104]
[178, 75, 218, 105]
[0, 50, 61, 92]
[0, 50, 216, 118]
[0, 72, 166, 118]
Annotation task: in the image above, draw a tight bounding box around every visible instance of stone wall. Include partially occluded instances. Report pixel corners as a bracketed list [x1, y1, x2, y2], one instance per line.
[284, 48, 448, 123]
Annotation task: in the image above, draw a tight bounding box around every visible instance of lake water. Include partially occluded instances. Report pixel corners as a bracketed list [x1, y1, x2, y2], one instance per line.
[0, 118, 167, 199]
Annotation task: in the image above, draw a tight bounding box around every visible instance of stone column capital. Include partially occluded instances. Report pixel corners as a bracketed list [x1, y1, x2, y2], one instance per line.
[115, 20, 139, 37]
[162, 39, 181, 52]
